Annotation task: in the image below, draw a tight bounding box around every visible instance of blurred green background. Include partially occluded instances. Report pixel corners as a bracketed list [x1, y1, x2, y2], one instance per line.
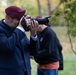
[0, 0, 76, 75]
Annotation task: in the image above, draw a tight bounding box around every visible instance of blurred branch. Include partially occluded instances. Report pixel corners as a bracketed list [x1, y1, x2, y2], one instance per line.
[36, 0, 42, 16]
[67, 22, 76, 55]
[47, 0, 51, 15]
[50, 2, 61, 15]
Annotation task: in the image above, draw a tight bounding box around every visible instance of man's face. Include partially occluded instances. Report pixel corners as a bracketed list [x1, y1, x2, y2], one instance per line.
[9, 18, 19, 29]
[5, 15, 20, 29]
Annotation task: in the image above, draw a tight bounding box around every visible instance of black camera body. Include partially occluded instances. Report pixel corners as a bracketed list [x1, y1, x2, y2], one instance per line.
[21, 16, 51, 31]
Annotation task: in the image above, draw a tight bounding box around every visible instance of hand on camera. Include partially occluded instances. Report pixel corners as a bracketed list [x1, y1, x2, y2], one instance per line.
[30, 20, 39, 36]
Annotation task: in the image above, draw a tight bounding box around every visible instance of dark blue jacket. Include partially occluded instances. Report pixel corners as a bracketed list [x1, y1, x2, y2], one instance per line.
[0, 20, 31, 75]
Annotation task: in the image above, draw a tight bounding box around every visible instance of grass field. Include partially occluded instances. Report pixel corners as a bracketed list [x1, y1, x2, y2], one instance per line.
[27, 26, 76, 75]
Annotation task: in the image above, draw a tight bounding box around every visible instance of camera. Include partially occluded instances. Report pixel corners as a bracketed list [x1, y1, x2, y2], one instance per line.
[21, 15, 51, 31]
[31, 16, 51, 24]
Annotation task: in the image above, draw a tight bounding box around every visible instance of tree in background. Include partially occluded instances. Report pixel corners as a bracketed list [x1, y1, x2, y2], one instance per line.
[53, 0, 76, 37]
[0, 0, 76, 37]
[36, 0, 41, 16]
[63, 0, 76, 37]
[0, 0, 38, 18]
[0, 0, 61, 19]
[47, 0, 51, 15]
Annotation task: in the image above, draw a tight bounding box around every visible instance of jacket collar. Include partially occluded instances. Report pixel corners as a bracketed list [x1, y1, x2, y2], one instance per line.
[0, 19, 14, 32]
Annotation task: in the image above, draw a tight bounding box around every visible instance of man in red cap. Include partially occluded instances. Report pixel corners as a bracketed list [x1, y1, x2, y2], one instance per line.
[0, 5, 39, 75]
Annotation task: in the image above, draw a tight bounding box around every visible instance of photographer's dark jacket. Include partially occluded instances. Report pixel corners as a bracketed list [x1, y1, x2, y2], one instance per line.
[30, 27, 63, 70]
[0, 20, 36, 75]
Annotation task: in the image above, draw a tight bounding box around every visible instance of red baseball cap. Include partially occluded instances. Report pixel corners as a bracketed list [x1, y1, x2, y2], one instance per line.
[5, 6, 26, 20]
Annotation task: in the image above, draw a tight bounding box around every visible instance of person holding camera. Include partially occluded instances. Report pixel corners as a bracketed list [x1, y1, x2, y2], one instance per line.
[30, 16, 63, 75]
[0, 6, 38, 75]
